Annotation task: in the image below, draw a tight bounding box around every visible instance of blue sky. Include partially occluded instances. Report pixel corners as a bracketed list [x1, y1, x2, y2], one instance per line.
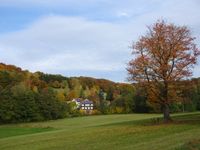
[0, 0, 200, 82]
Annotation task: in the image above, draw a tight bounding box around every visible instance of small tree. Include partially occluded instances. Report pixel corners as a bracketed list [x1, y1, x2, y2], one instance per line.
[127, 20, 200, 121]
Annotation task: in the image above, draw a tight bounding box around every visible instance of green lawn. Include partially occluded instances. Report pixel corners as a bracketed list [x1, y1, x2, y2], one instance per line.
[0, 112, 200, 150]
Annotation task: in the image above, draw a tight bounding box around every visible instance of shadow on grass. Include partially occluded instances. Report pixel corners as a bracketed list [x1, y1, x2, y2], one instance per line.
[97, 112, 200, 127]
[176, 139, 200, 150]
[171, 113, 200, 125]
[0, 126, 55, 139]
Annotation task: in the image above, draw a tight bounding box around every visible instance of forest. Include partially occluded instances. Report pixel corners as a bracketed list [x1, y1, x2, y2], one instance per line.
[0, 62, 200, 123]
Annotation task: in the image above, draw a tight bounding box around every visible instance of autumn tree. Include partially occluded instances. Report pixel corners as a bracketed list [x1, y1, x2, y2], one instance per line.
[127, 20, 200, 121]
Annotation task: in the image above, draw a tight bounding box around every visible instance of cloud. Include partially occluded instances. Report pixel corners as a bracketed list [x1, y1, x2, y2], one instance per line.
[0, 16, 134, 79]
[117, 12, 130, 18]
[0, 0, 200, 82]
[0, 0, 107, 8]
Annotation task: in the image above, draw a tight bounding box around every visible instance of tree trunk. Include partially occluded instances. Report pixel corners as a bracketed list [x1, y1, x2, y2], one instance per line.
[162, 81, 172, 122]
[162, 104, 171, 122]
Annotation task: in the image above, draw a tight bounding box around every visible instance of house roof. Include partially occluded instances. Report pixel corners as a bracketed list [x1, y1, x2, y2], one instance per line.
[82, 99, 93, 104]
[73, 98, 81, 102]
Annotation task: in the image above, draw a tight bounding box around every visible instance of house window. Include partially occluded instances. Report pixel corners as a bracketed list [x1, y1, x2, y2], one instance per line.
[91, 104, 93, 106]
[82, 107, 84, 109]
[91, 107, 93, 109]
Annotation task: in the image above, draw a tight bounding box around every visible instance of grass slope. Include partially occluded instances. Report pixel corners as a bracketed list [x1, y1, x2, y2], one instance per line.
[0, 112, 200, 150]
[0, 127, 54, 139]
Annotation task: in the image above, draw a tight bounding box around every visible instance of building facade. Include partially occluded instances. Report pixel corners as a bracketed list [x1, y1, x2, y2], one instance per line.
[81, 99, 94, 110]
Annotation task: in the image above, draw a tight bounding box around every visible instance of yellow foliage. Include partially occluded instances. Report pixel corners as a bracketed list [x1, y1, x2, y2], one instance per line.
[115, 107, 124, 113]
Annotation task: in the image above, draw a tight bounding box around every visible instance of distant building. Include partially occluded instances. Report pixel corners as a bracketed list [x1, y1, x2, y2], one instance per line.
[81, 99, 94, 110]
[70, 98, 94, 113]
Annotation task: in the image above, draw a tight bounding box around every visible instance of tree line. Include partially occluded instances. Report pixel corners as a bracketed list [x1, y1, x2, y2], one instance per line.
[0, 62, 200, 123]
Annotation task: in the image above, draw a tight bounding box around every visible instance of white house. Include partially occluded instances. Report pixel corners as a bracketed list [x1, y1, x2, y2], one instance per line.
[81, 99, 94, 110]
[70, 98, 94, 112]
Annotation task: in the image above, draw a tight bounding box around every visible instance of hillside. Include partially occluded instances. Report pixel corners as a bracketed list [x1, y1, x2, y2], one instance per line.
[0, 63, 200, 123]
[0, 63, 135, 123]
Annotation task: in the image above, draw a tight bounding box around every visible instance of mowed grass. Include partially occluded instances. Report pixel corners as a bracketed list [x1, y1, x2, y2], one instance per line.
[0, 112, 200, 150]
[0, 127, 54, 139]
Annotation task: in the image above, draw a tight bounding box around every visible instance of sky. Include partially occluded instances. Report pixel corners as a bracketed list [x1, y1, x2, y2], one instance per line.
[0, 0, 200, 82]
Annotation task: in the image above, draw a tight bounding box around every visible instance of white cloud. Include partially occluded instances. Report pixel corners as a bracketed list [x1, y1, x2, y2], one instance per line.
[0, 15, 134, 75]
[0, 0, 200, 81]
[0, 0, 107, 8]
[117, 12, 130, 18]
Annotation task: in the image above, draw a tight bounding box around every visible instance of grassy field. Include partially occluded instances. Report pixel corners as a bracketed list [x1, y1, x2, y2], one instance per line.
[0, 112, 200, 150]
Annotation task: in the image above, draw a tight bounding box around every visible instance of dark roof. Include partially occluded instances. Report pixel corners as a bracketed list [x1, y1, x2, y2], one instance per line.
[82, 99, 93, 104]
[74, 98, 81, 102]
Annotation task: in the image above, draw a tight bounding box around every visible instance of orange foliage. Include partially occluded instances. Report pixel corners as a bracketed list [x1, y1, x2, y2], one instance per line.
[127, 20, 200, 120]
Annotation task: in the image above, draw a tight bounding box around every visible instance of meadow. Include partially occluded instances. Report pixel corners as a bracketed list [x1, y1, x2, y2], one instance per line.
[0, 112, 200, 150]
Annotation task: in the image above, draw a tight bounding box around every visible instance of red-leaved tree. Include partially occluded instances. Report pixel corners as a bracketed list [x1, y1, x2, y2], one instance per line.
[127, 20, 200, 121]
